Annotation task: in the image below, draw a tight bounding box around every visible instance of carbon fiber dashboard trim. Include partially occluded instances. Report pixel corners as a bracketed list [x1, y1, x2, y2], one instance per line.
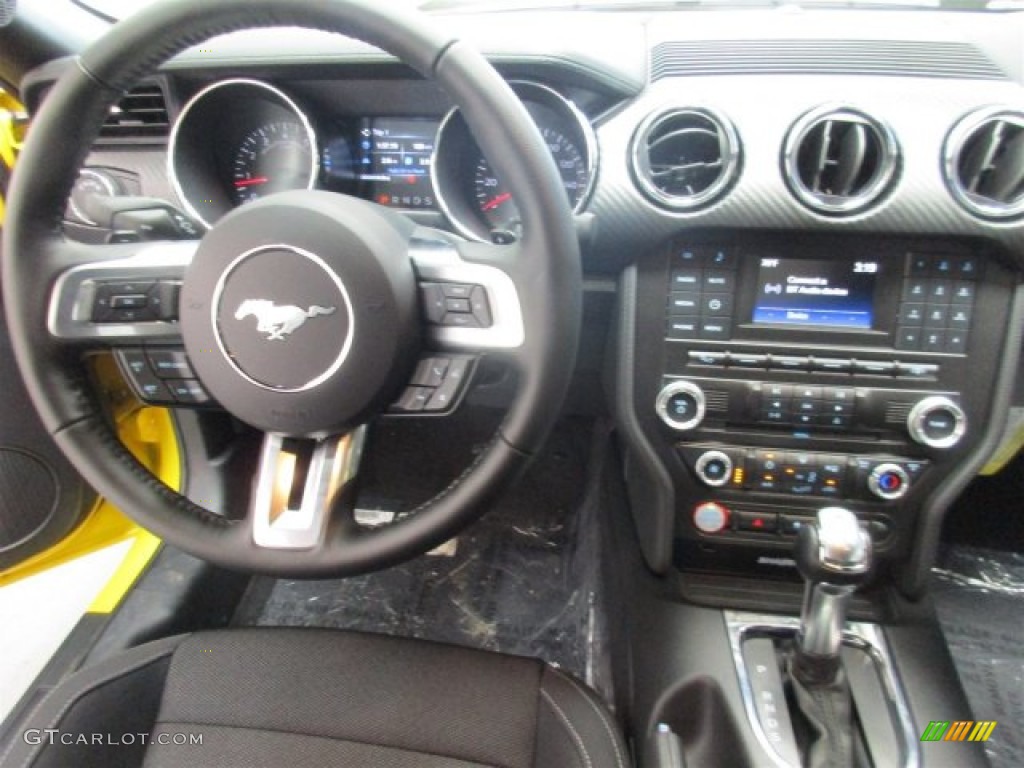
[589, 75, 1024, 270]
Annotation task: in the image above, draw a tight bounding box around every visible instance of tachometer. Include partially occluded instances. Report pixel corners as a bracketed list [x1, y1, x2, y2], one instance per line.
[473, 127, 589, 233]
[232, 120, 315, 205]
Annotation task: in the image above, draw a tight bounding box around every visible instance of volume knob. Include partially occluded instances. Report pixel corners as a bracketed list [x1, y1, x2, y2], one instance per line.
[656, 380, 706, 431]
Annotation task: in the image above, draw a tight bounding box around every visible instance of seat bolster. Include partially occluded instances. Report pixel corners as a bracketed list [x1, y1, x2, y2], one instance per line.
[0, 634, 186, 768]
[534, 667, 630, 768]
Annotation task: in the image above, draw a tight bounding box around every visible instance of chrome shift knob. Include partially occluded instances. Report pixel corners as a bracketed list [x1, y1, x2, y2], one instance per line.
[794, 507, 872, 683]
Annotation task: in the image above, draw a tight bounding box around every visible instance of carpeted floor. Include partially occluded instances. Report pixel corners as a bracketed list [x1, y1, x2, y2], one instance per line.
[932, 545, 1024, 768]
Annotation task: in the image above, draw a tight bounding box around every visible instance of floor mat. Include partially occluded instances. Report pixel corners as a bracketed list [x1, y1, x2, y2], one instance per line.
[932, 546, 1024, 768]
[234, 414, 613, 698]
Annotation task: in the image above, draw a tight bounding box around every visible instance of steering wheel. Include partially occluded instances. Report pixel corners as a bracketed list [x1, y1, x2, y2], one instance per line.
[1, 0, 581, 577]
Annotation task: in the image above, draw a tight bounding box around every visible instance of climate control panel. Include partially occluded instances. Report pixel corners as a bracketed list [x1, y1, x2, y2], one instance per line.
[677, 445, 927, 502]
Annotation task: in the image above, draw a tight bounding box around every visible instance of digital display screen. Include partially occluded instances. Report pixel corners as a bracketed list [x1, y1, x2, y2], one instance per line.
[752, 257, 879, 330]
[356, 117, 437, 209]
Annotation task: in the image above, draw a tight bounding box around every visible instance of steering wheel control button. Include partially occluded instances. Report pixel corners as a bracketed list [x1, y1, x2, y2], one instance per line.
[92, 280, 158, 322]
[420, 282, 493, 328]
[907, 396, 966, 448]
[693, 502, 730, 535]
[167, 380, 212, 405]
[390, 356, 476, 415]
[115, 349, 174, 404]
[146, 349, 194, 379]
[695, 450, 733, 487]
[868, 463, 910, 500]
[656, 380, 706, 431]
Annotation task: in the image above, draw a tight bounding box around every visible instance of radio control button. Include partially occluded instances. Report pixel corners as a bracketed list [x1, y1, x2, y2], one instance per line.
[688, 350, 728, 367]
[656, 380, 706, 430]
[673, 248, 702, 267]
[770, 355, 809, 372]
[701, 293, 734, 316]
[948, 306, 971, 329]
[907, 254, 932, 276]
[945, 332, 968, 353]
[899, 303, 925, 326]
[703, 270, 734, 291]
[793, 413, 816, 427]
[853, 360, 895, 376]
[792, 385, 823, 400]
[822, 401, 853, 416]
[792, 399, 818, 415]
[761, 383, 792, 399]
[670, 269, 702, 289]
[812, 357, 852, 374]
[929, 280, 952, 302]
[731, 352, 767, 369]
[666, 317, 699, 339]
[705, 248, 737, 270]
[668, 292, 701, 314]
[693, 502, 730, 534]
[924, 305, 948, 328]
[895, 327, 923, 350]
[932, 257, 955, 277]
[819, 413, 853, 429]
[760, 408, 788, 424]
[895, 362, 938, 380]
[951, 281, 976, 304]
[699, 319, 732, 340]
[902, 280, 929, 302]
[760, 393, 789, 412]
[826, 387, 856, 402]
[921, 330, 946, 352]
[954, 257, 979, 277]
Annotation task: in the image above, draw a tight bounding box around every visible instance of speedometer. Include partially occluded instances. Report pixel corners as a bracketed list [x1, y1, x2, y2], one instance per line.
[472, 127, 589, 233]
[232, 120, 315, 205]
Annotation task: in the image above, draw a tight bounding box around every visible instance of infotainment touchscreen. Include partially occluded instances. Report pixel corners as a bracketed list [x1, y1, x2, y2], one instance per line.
[751, 257, 879, 330]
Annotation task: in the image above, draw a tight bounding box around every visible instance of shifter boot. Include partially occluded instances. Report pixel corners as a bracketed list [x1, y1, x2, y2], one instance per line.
[787, 655, 856, 768]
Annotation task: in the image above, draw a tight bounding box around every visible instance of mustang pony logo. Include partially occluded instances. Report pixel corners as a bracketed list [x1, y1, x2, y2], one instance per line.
[234, 299, 337, 341]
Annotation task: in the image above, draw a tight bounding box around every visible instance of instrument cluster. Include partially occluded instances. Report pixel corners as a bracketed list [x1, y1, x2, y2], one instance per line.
[167, 78, 598, 241]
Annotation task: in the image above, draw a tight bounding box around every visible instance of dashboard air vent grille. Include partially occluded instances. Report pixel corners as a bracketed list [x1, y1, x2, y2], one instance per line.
[630, 108, 739, 210]
[99, 84, 169, 142]
[651, 40, 1007, 81]
[783, 106, 898, 215]
[944, 108, 1024, 221]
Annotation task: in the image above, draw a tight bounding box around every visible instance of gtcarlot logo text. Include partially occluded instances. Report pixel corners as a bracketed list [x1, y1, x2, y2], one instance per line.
[23, 730, 202, 747]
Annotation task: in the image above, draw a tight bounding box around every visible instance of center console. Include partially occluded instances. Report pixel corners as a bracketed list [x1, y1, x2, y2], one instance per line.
[623, 232, 1016, 577]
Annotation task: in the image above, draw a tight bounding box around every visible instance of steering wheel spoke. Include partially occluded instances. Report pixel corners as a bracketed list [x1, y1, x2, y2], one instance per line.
[250, 427, 367, 550]
[48, 239, 195, 344]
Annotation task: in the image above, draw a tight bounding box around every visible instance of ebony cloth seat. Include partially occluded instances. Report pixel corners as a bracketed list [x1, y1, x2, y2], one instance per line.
[1, 628, 628, 768]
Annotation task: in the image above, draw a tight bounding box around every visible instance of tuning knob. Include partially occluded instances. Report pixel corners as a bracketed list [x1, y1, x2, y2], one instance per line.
[656, 380, 706, 431]
[907, 396, 966, 449]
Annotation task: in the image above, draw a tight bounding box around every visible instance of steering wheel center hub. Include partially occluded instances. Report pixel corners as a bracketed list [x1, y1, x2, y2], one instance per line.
[214, 245, 354, 392]
[180, 191, 421, 436]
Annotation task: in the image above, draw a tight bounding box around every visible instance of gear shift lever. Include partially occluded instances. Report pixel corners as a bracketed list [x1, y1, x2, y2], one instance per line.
[793, 507, 872, 685]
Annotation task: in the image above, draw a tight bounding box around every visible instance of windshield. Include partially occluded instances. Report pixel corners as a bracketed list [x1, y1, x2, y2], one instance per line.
[72, 0, 1023, 20]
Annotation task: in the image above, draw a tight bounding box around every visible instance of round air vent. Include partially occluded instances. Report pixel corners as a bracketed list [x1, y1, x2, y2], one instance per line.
[783, 105, 898, 215]
[630, 108, 740, 210]
[944, 107, 1024, 221]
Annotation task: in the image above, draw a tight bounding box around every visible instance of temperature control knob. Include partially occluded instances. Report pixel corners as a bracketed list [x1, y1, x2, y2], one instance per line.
[656, 380, 706, 431]
[907, 396, 966, 449]
[868, 463, 910, 500]
[695, 450, 733, 488]
[693, 502, 730, 534]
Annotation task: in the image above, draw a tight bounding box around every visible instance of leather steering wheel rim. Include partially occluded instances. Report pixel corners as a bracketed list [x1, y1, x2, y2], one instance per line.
[1, 0, 581, 577]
